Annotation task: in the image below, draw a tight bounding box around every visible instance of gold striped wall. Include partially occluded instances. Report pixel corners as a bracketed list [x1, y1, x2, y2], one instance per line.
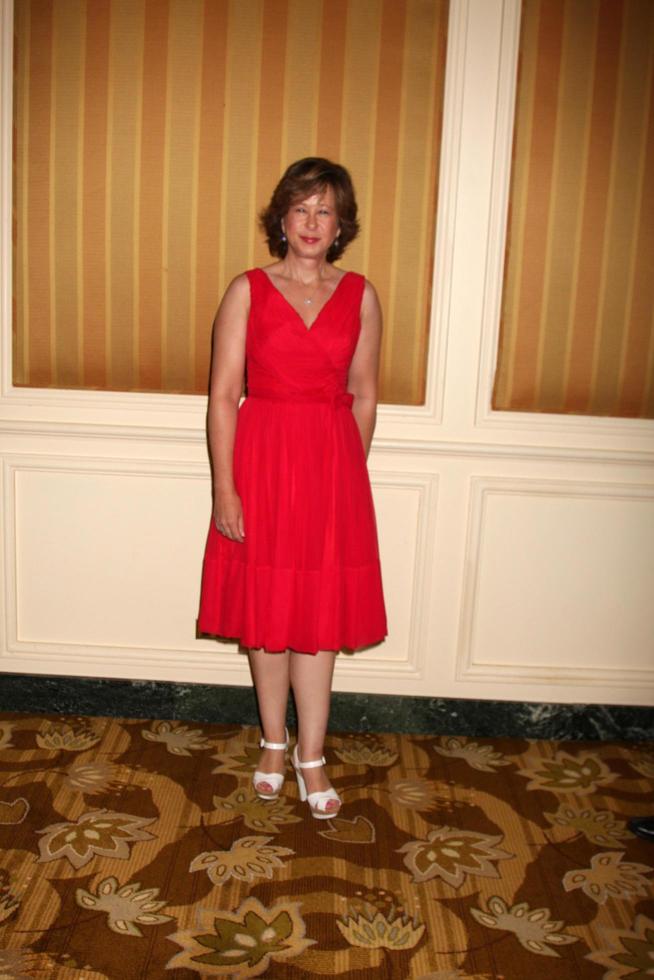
[12, 0, 449, 403]
[493, 0, 654, 418]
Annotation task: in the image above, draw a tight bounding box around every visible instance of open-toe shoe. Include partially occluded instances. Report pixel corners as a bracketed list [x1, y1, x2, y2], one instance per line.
[252, 727, 289, 800]
[291, 745, 341, 819]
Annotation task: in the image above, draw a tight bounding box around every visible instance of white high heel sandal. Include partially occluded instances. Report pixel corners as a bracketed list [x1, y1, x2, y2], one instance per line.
[252, 728, 289, 800]
[292, 745, 341, 820]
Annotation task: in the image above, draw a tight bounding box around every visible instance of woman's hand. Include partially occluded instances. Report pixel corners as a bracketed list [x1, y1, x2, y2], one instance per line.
[213, 488, 245, 542]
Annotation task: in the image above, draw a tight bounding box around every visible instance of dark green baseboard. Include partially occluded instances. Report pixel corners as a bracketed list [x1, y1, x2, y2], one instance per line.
[0, 672, 652, 741]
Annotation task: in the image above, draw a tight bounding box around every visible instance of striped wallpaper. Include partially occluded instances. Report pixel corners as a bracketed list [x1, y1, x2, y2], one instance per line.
[12, 0, 449, 404]
[493, 0, 654, 419]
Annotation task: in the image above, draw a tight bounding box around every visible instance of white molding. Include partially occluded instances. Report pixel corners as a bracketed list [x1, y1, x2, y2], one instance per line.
[1, 453, 16, 657]
[2, 420, 653, 467]
[0, 445, 8, 660]
[473, 0, 521, 426]
[376, 439, 654, 466]
[457, 475, 654, 690]
[417, 0, 470, 427]
[1, 455, 434, 686]
[478, 407, 654, 439]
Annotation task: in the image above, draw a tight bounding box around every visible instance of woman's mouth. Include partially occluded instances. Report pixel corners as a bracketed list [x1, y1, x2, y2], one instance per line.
[300, 236, 320, 244]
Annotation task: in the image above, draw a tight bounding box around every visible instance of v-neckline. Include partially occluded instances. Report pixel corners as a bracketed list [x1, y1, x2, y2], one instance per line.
[259, 268, 350, 331]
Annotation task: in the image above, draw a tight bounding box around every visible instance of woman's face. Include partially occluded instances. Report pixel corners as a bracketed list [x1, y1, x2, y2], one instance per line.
[282, 185, 340, 261]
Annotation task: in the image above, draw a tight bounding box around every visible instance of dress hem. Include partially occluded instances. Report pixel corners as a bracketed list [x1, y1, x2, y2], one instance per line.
[196, 625, 388, 657]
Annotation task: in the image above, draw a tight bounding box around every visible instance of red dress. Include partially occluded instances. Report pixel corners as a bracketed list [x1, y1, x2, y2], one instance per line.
[198, 267, 387, 654]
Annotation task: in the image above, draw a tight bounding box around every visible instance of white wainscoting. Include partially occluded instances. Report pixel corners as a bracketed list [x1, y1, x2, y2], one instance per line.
[2, 455, 438, 688]
[458, 477, 654, 686]
[1, 0, 652, 705]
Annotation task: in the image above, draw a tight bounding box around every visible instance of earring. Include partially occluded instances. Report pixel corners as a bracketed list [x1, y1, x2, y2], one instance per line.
[333, 237, 340, 250]
[281, 233, 287, 242]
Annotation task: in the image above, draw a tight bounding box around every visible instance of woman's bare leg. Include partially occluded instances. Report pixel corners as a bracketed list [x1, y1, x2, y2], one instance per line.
[247, 648, 291, 794]
[290, 650, 340, 811]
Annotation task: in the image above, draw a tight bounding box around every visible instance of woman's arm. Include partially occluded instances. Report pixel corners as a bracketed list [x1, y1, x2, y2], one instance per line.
[207, 273, 250, 541]
[347, 280, 383, 458]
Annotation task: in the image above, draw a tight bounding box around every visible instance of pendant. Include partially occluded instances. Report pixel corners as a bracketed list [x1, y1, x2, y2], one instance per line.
[303, 297, 313, 305]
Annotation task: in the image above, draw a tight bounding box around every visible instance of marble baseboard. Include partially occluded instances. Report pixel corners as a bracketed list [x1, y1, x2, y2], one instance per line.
[0, 673, 652, 741]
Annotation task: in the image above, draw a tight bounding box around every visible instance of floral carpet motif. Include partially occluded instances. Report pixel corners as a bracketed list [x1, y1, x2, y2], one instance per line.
[0, 714, 652, 978]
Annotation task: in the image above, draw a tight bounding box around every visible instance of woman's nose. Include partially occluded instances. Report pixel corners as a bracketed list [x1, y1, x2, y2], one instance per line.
[306, 211, 318, 228]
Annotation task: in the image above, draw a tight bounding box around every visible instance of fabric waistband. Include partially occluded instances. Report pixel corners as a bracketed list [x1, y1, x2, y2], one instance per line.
[246, 387, 354, 409]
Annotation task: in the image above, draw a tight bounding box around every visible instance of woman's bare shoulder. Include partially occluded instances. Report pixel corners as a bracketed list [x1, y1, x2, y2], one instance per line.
[226, 271, 252, 292]
[215, 272, 251, 321]
[361, 276, 381, 309]
[222, 272, 253, 301]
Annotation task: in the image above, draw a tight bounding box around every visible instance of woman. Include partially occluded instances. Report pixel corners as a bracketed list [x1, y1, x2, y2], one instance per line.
[198, 158, 387, 819]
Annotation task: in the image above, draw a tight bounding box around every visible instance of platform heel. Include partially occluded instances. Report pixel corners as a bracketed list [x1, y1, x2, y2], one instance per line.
[252, 727, 289, 800]
[292, 745, 341, 819]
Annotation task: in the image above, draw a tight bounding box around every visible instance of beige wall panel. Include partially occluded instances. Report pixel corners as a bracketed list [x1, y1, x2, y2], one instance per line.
[4, 459, 435, 694]
[459, 477, 654, 687]
[14, 466, 209, 650]
[334, 474, 439, 690]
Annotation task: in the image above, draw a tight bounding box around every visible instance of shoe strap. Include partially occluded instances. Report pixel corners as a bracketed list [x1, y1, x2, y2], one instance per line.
[308, 788, 340, 805]
[259, 728, 288, 750]
[253, 769, 284, 783]
[295, 755, 326, 769]
[259, 727, 289, 751]
[260, 737, 287, 750]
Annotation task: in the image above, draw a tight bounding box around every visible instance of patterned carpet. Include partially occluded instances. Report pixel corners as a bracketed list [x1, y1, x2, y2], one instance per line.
[0, 713, 653, 979]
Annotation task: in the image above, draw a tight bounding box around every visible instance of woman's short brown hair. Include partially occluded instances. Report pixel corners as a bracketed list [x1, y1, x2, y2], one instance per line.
[259, 157, 359, 263]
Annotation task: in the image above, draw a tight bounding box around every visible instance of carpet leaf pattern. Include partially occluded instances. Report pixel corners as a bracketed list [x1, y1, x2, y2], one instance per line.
[0, 714, 652, 978]
[562, 851, 653, 904]
[36, 809, 157, 869]
[398, 827, 513, 887]
[189, 836, 294, 885]
[166, 899, 314, 976]
[75, 876, 173, 935]
[469, 896, 579, 957]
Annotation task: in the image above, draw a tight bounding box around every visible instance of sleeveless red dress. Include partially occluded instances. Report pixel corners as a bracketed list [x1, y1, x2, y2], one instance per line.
[198, 267, 387, 654]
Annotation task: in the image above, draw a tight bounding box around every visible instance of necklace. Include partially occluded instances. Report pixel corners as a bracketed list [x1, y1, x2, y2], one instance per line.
[297, 278, 322, 306]
[282, 266, 326, 306]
